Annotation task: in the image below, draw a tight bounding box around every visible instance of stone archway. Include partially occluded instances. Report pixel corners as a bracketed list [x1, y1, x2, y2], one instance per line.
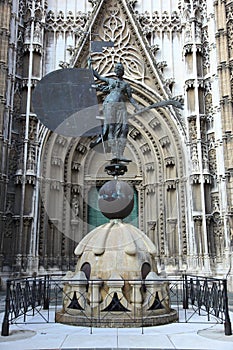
[37, 83, 189, 275]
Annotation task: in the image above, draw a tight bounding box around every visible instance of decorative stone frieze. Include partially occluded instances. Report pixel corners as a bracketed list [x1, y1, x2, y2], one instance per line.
[129, 128, 141, 140]
[71, 184, 81, 194]
[55, 135, 67, 147]
[76, 143, 86, 154]
[146, 184, 156, 194]
[140, 143, 151, 154]
[149, 117, 160, 130]
[166, 180, 176, 191]
[185, 79, 195, 89]
[159, 136, 170, 148]
[165, 157, 175, 167]
[45, 10, 88, 33]
[50, 180, 61, 190]
[51, 156, 62, 166]
[135, 10, 181, 34]
[190, 174, 201, 184]
[145, 162, 155, 172]
[71, 161, 81, 171]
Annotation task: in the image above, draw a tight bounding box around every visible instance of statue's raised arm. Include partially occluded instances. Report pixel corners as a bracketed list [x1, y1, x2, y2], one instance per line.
[90, 62, 140, 160]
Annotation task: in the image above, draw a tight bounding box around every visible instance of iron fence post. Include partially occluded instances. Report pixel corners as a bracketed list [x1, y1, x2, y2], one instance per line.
[182, 273, 189, 309]
[43, 275, 50, 310]
[223, 279, 232, 336]
[1, 280, 11, 336]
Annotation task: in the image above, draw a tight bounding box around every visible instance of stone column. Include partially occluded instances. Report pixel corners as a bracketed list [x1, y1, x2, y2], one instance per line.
[130, 281, 142, 307]
[89, 278, 103, 308]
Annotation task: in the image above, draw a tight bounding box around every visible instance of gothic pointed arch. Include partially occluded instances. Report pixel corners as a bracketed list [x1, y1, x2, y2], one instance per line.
[35, 0, 191, 273]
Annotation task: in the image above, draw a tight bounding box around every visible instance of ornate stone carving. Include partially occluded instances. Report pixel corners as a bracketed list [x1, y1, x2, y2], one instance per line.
[45, 10, 88, 33]
[135, 10, 181, 35]
[88, 0, 101, 7]
[50, 180, 61, 190]
[165, 157, 175, 167]
[190, 174, 201, 184]
[71, 161, 81, 171]
[71, 194, 80, 221]
[27, 145, 36, 173]
[140, 143, 151, 154]
[159, 136, 170, 148]
[188, 118, 197, 142]
[145, 162, 155, 172]
[208, 148, 217, 175]
[149, 117, 160, 130]
[191, 145, 199, 172]
[55, 135, 67, 147]
[226, 3, 233, 58]
[166, 180, 176, 191]
[185, 79, 195, 89]
[76, 143, 86, 154]
[90, 3, 147, 83]
[33, 21, 42, 44]
[129, 128, 141, 140]
[202, 26, 210, 74]
[51, 156, 62, 166]
[128, 0, 137, 9]
[146, 184, 156, 194]
[71, 184, 81, 194]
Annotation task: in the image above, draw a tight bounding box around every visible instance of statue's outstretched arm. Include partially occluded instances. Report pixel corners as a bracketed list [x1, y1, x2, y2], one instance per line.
[131, 97, 184, 117]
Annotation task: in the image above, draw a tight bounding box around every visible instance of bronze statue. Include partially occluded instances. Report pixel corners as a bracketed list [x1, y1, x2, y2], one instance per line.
[90, 62, 140, 159]
[89, 61, 183, 160]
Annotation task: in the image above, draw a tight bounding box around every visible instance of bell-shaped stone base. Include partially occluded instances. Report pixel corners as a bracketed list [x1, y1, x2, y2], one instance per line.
[56, 222, 178, 328]
[55, 308, 178, 328]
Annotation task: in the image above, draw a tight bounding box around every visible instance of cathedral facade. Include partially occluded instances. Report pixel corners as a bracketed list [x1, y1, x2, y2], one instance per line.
[0, 0, 233, 288]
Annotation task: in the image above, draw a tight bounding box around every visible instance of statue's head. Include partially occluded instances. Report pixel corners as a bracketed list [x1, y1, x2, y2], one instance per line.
[114, 62, 124, 77]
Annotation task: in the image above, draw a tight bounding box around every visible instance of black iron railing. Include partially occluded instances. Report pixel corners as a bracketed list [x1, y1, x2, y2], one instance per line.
[1, 274, 232, 336]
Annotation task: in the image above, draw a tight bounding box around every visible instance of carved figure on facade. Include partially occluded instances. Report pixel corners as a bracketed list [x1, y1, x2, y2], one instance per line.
[184, 23, 192, 43]
[71, 194, 79, 220]
[34, 22, 42, 43]
[191, 145, 199, 172]
[25, 25, 31, 42]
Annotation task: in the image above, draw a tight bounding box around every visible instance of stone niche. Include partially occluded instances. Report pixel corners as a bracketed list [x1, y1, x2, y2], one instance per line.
[55, 220, 178, 327]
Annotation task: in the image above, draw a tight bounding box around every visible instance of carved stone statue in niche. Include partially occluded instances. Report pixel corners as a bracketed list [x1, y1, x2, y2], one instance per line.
[34, 22, 42, 43]
[71, 195, 79, 220]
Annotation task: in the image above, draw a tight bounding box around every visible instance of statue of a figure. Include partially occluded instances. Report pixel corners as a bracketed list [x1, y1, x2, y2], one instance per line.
[71, 195, 79, 220]
[89, 61, 183, 161]
[90, 62, 140, 159]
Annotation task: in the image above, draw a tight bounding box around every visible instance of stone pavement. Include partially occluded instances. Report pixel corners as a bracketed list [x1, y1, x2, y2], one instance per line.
[0, 289, 232, 350]
[0, 312, 233, 350]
